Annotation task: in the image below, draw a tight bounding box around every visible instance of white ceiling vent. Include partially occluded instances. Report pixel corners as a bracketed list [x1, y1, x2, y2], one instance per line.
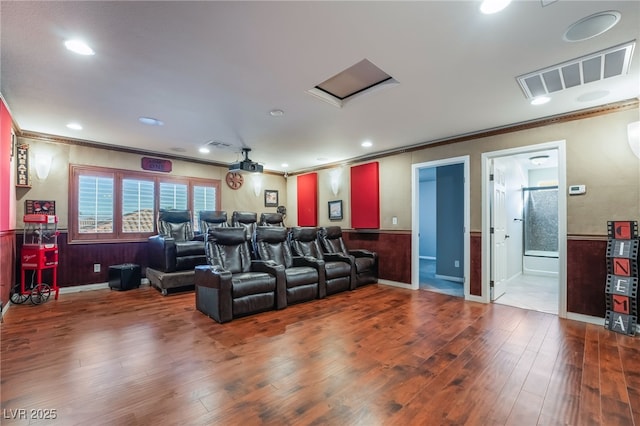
[308, 59, 398, 108]
[516, 40, 635, 99]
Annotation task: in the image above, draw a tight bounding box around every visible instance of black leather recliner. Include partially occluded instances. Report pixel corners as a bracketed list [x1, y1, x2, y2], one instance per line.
[254, 226, 326, 305]
[147, 210, 206, 273]
[195, 227, 286, 323]
[199, 210, 229, 235]
[318, 226, 378, 287]
[289, 227, 355, 295]
[259, 212, 285, 227]
[231, 211, 258, 242]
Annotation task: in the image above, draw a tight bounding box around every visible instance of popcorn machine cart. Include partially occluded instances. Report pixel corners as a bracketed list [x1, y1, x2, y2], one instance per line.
[17, 214, 60, 304]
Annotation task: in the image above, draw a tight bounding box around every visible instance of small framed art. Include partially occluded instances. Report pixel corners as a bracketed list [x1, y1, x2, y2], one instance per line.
[328, 200, 343, 220]
[264, 190, 279, 207]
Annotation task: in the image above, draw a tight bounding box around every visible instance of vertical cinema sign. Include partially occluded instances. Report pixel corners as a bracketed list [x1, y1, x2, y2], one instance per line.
[16, 143, 30, 187]
[605, 221, 638, 336]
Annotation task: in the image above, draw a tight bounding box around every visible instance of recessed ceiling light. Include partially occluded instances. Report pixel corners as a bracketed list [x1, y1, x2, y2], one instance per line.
[530, 96, 551, 106]
[198, 146, 210, 154]
[66, 122, 82, 130]
[563, 11, 621, 42]
[64, 39, 95, 55]
[270, 109, 284, 116]
[139, 116, 164, 126]
[480, 0, 512, 14]
[281, 163, 289, 168]
[361, 140, 373, 148]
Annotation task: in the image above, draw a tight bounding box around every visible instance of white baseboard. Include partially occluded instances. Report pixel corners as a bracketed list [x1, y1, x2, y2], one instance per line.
[435, 274, 464, 283]
[59, 278, 150, 294]
[567, 311, 640, 334]
[377, 279, 413, 290]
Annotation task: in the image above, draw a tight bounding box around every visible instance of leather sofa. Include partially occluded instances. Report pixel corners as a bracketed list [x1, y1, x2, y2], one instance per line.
[147, 209, 206, 273]
[254, 226, 326, 304]
[259, 212, 285, 226]
[199, 210, 229, 234]
[195, 227, 286, 323]
[318, 226, 378, 287]
[289, 227, 355, 295]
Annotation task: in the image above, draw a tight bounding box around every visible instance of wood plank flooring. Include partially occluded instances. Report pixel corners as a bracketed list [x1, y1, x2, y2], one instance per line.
[1, 284, 638, 425]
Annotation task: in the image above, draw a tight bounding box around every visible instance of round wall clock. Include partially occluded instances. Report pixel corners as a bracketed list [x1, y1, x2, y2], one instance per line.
[225, 172, 244, 190]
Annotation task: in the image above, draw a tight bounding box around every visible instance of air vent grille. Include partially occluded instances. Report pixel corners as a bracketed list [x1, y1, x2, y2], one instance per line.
[517, 41, 635, 99]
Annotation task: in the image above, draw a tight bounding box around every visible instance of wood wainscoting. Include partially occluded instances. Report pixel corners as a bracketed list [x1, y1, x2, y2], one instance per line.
[1, 230, 16, 306]
[15, 231, 149, 288]
[343, 229, 411, 284]
[10, 230, 612, 321]
[567, 236, 607, 318]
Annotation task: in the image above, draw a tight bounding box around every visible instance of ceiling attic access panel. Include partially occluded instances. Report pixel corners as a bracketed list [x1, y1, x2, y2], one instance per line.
[307, 59, 398, 108]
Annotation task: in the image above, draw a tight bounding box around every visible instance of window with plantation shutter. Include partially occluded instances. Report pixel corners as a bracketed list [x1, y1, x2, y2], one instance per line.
[78, 174, 114, 234]
[159, 182, 188, 210]
[122, 178, 155, 233]
[69, 165, 221, 243]
[193, 185, 217, 232]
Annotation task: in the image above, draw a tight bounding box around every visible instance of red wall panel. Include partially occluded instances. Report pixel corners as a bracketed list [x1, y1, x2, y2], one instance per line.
[1, 99, 13, 232]
[350, 162, 379, 229]
[297, 173, 317, 226]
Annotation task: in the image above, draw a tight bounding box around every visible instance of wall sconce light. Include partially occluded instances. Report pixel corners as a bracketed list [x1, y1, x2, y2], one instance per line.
[34, 152, 53, 180]
[628, 121, 640, 159]
[251, 173, 263, 197]
[329, 168, 342, 196]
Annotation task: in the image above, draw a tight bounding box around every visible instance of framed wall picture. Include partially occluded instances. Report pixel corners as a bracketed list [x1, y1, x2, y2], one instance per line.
[328, 200, 343, 220]
[264, 189, 278, 207]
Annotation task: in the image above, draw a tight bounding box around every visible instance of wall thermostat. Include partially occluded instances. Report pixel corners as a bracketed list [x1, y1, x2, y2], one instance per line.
[568, 184, 586, 195]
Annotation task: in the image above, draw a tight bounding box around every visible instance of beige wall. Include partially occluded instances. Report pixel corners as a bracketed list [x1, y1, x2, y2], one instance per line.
[15, 106, 640, 235]
[15, 136, 287, 229]
[287, 106, 639, 235]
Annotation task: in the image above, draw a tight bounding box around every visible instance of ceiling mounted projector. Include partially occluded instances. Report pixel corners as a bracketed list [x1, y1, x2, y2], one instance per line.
[229, 148, 263, 173]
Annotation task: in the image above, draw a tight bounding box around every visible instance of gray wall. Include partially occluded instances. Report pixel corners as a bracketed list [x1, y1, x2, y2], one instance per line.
[419, 173, 437, 258]
[435, 163, 464, 278]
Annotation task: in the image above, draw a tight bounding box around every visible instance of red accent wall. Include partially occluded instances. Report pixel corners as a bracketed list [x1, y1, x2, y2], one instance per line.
[1, 99, 15, 306]
[351, 162, 379, 229]
[1, 98, 13, 232]
[297, 173, 317, 226]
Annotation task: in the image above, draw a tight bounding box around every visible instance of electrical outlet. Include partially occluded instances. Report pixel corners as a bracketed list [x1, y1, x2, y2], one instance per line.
[392, 216, 398, 225]
[454, 260, 460, 268]
[93, 263, 101, 273]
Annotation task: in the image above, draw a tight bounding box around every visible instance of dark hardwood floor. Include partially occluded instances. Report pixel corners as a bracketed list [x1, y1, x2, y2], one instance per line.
[1, 284, 638, 425]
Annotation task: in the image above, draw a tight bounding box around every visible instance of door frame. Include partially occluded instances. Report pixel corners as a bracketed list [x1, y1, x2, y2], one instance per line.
[481, 140, 567, 317]
[411, 155, 470, 298]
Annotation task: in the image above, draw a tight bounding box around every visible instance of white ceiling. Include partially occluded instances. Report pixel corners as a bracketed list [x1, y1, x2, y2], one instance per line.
[1, 1, 639, 173]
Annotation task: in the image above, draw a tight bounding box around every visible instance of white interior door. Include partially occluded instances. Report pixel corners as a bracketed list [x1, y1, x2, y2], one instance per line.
[490, 162, 508, 301]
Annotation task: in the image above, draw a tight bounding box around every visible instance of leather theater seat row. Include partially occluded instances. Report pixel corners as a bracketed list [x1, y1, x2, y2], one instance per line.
[194, 225, 378, 323]
[148, 210, 283, 274]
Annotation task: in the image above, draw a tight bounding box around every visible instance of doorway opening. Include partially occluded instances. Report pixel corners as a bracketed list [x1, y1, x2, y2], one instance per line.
[481, 141, 567, 317]
[411, 156, 470, 298]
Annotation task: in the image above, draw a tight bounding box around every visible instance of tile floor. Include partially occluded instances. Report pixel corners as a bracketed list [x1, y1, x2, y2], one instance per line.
[420, 258, 559, 315]
[494, 273, 559, 315]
